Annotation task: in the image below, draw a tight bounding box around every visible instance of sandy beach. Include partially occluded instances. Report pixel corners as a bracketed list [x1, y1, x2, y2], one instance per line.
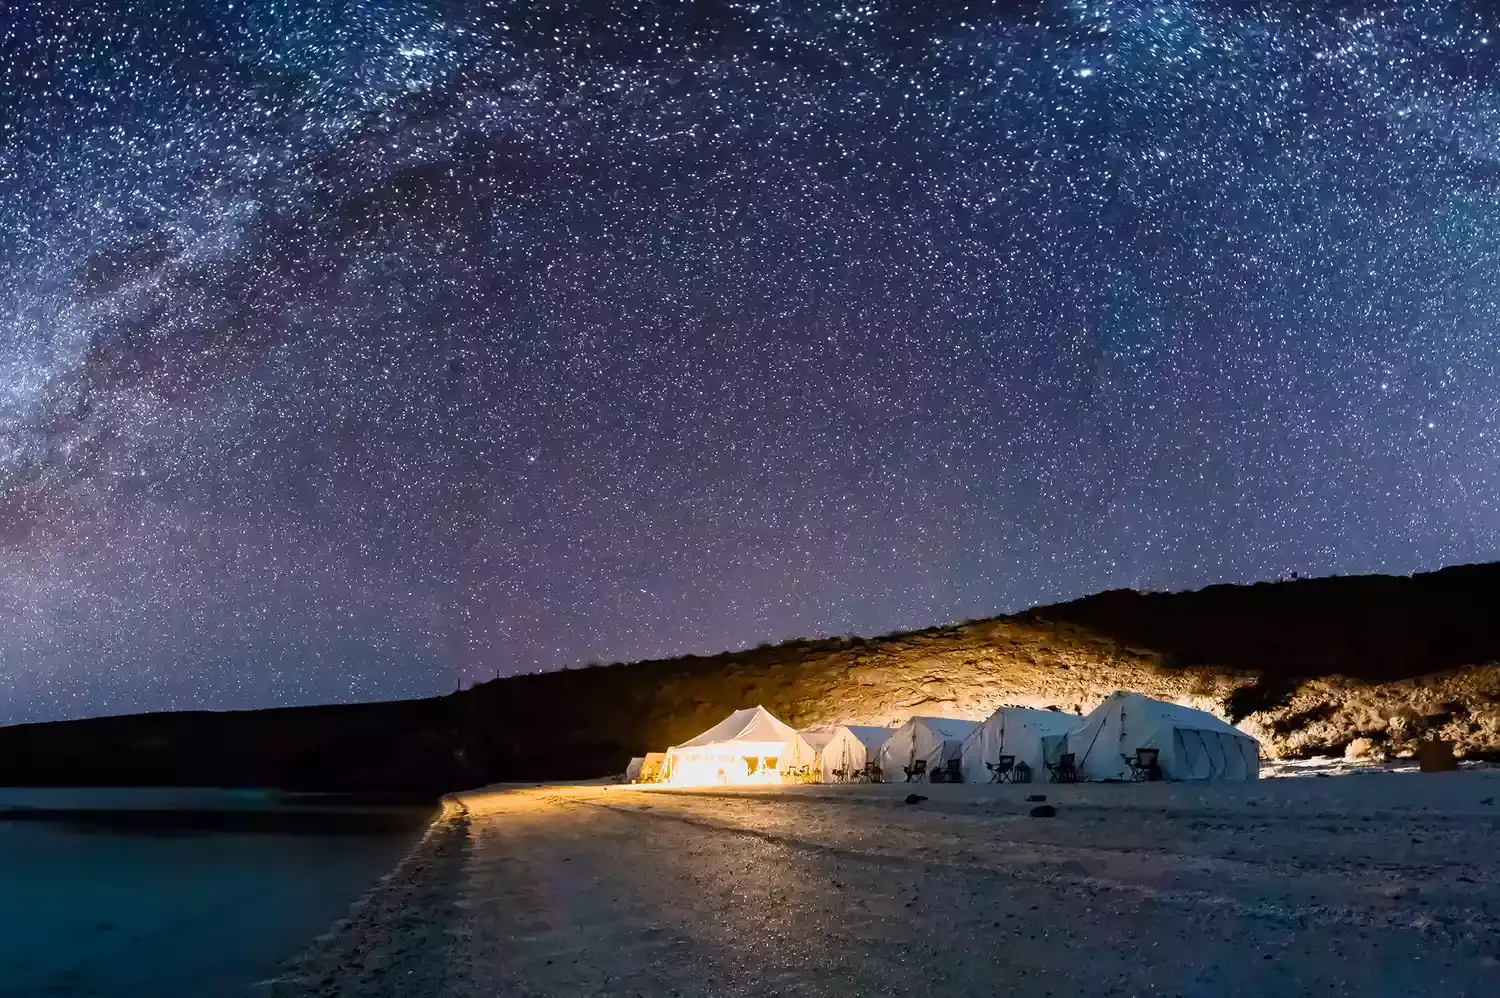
[270, 773, 1500, 997]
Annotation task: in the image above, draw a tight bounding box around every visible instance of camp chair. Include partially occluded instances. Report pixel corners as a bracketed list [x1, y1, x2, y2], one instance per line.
[1012, 760, 1033, 784]
[1125, 748, 1161, 781]
[1045, 753, 1078, 783]
[865, 763, 882, 783]
[903, 760, 928, 783]
[831, 767, 846, 783]
[942, 758, 962, 783]
[986, 755, 1016, 783]
[1140, 748, 1161, 780]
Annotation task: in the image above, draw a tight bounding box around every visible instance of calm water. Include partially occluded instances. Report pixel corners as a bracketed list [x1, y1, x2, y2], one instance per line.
[0, 789, 432, 998]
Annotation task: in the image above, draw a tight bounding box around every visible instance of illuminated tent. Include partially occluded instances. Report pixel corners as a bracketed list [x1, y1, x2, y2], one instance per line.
[1062, 691, 1260, 782]
[877, 716, 980, 782]
[637, 751, 667, 784]
[816, 724, 895, 782]
[959, 707, 1081, 784]
[662, 706, 817, 786]
[623, 756, 645, 783]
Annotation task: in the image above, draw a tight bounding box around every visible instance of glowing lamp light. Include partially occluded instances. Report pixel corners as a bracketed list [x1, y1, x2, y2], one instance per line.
[664, 742, 803, 786]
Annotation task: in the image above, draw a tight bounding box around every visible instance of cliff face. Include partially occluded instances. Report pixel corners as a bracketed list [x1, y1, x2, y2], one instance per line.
[3, 562, 1499, 792]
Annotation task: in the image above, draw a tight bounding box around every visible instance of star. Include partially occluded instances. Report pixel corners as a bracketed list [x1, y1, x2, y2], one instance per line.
[2, 0, 1498, 724]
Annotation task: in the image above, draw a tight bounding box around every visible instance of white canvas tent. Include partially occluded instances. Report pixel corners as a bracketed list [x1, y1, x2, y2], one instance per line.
[799, 727, 839, 760]
[959, 707, 1080, 784]
[663, 706, 817, 786]
[623, 756, 645, 783]
[877, 716, 980, 782]
[815, 725, 895, 782]
[1063, 691, 1260, 782]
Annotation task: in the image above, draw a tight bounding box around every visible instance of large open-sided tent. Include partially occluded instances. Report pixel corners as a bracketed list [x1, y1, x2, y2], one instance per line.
[959, 707, 1080, 784]
[1062, 691, 1260, 782]
[815, 724, 895, 782]
[622, 756, 645, 783]
[877, 716, 980, 781]
[662, 706, 817, 786]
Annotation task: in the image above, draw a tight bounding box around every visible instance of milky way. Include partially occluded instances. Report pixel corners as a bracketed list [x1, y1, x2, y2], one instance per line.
[3, 0, 1499, 723]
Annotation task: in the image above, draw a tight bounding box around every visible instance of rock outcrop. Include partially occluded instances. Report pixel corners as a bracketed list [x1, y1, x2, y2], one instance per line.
[2, 562, 1498, 792]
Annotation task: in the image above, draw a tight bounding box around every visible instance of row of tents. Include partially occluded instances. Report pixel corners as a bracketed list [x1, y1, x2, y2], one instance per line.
[623, 691, 1260, 787]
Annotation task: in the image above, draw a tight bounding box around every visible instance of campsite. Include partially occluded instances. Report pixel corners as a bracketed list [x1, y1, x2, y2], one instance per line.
[274, 692, 1500, 996]
[624, 691, 1271, 789]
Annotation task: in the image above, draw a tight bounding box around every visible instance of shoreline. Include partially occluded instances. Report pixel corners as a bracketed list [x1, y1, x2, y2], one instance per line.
[257, 796, 471, 998]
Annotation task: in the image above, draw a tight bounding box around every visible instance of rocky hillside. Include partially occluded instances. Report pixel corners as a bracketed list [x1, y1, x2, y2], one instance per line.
[2, 562, 1499, 791]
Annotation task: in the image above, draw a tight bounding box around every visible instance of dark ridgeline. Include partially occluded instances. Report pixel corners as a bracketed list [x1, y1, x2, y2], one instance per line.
[2, 562, 1499, 796]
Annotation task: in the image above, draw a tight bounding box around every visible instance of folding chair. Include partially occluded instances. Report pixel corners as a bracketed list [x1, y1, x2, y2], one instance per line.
[986, 755, 1016, 783]
[1133, 747, 1161, 781]
[1045, 753, 1078, 783]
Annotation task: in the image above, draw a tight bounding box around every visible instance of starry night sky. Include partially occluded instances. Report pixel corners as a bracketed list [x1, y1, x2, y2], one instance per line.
[3, 0, 1499, 724]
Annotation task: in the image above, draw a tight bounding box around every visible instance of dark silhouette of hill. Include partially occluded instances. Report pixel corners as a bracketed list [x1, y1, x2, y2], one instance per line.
[3, 562, 1499, 793]
[1026, 562, 1500, 685]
